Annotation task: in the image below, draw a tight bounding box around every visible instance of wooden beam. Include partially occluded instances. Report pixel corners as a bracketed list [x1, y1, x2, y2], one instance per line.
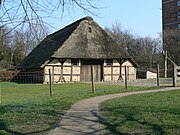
[101, 62, 104, 82]
[58, 58, 66, 64]
[111, 64, 113, 81]
[124, 66, 128, 89]
[58, 59, 66, 82]
[117, 59, 126, 80]
[52, 66, 54, 83]
[70, 64, 73, 82]
[91, 65, 95, 93]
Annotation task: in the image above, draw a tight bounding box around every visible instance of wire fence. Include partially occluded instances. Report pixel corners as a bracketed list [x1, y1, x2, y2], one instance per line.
[0, 67, 174, 87]
[0, 70, 44, 83]
[0, 67, 175, 104]
[0, 67, 174, 82]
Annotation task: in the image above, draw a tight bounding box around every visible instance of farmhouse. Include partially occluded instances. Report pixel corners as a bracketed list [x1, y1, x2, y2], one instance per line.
[18, 16, 138, 83]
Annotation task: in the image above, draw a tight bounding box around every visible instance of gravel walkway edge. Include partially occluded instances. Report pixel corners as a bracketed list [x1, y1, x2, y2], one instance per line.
[49, 87, 180, 135]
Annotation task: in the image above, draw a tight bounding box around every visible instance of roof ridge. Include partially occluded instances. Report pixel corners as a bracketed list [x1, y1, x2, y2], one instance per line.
[47, 16, 93, 38]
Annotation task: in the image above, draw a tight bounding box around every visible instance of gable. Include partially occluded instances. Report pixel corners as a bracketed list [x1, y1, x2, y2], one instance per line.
[18, 16, 136, 69]
[52, 19, 130, 59]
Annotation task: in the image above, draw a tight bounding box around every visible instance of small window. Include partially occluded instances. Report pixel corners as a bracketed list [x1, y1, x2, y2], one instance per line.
[178, 24, 180, 29]
[177, 12, 180, 18]
[71, 59, 79, 66]
[88, 27, 92, 32]
[106, 59, 113, 66]
[177, 0, 180, 6]
[177, 69, 180, 77]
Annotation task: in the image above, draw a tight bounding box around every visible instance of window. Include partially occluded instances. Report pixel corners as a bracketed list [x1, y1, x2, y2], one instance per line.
[71, 59, 79, 66]
[177, 0, 180, 6]
[177, 69, 180, 77]
[178, 24, 180, 29]
[177, 12, 180, 18]
[106, 59, 113, 66]
[88, 27, 92, 32]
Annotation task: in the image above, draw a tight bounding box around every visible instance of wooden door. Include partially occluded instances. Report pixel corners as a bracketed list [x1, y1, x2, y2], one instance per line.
[81, 65, 101, 82]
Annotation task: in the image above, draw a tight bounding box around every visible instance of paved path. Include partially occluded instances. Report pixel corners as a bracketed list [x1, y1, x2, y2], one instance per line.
[49, 87, 179, 135]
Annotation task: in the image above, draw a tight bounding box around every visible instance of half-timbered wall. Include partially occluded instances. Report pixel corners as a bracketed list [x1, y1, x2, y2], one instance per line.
[43, 59, 136, 83]
[104, 60, 136, 81]
[44, 59, 81, 83]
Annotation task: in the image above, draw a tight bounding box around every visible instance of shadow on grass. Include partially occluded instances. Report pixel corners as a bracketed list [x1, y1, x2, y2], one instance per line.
[99, 106, 170, 135]
[0, 119, 24, 135]
[0, 119, 57, 135]
[0, 104, 62, 135]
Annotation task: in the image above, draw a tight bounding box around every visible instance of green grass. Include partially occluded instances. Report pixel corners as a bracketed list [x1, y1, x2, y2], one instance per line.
[100, 90, 180, 135]
[0, 82, 159, 135]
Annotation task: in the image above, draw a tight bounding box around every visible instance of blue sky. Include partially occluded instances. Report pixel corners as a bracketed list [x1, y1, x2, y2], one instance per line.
[46, 0, 162, 38]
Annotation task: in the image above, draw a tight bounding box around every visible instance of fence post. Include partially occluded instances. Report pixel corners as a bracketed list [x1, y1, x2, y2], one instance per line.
[164, 50, 167, 78]
[0, 87, 1, 104]
[157, 64, 160, 87]
[125, 66, 128, 89]
[49, 69, 53, 97]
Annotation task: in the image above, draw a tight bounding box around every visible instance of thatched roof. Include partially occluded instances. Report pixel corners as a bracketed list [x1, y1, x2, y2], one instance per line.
[18, 16, 137, 69]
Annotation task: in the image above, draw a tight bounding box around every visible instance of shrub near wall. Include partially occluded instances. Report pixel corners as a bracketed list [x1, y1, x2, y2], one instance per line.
[0, 70, 19, 81]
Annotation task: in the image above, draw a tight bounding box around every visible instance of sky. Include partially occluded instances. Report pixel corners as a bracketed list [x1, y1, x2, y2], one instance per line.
[46, 0, 162, 38]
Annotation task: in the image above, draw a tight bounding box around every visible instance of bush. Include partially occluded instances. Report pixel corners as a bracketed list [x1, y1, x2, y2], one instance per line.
[0, 70, 19, 82]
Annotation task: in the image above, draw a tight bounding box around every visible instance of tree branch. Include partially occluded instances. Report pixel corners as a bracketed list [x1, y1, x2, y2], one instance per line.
[0, 0, 100, 36]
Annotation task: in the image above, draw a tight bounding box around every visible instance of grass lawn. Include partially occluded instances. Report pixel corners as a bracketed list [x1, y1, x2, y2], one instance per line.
[0, 82, 160, 135]
[100, 90, 180, 135]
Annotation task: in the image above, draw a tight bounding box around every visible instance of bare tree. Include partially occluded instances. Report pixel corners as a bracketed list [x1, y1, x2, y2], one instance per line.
[105, 22, 134, 49]
[105, 22, 163, 71]
[0, 0, 99, 35]
[163, 29, 180, 66]
[22, 25, 49, 55]
[0, 26, 13, 68]
[0, 26, 48, 69]
[1, 0, 99, 69]
[128, 37, 162, 70]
